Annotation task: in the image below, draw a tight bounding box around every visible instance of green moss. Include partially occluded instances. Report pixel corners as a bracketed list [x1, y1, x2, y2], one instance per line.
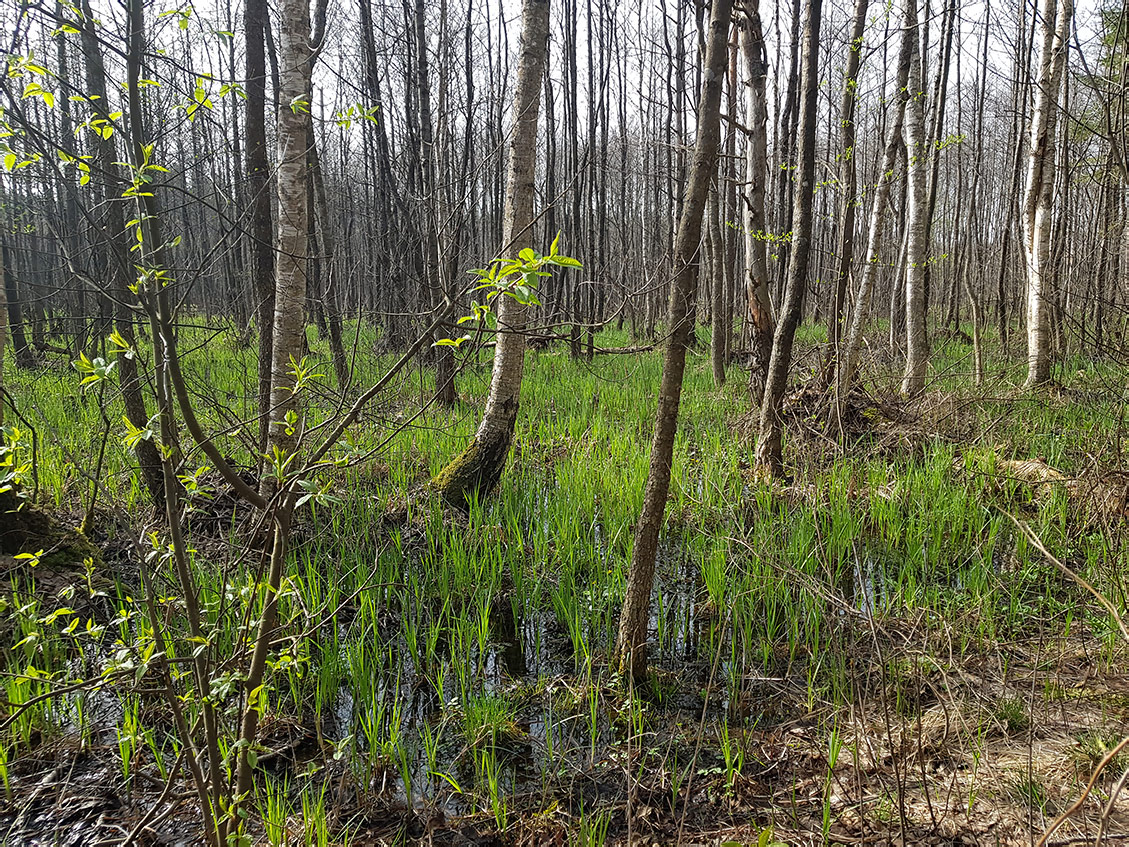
[0, 489, 102, 570]
[430, 436, 486, 508]
[430, 428, 512, 510]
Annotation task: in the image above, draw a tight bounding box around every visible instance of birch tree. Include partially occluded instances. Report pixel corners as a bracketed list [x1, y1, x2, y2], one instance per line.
[901, 0, 930, 395]
[431, 0, 551, 508]
[260, 0, 314, 498]
[1022, 0, 1073, 388]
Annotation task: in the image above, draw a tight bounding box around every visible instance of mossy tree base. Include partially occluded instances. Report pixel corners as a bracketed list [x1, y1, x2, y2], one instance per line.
[430, 426, 513, 511]
[0, 489, 102, 570]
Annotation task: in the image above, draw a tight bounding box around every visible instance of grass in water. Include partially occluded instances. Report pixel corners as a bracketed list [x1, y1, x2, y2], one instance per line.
[1, 323, 1126, 844]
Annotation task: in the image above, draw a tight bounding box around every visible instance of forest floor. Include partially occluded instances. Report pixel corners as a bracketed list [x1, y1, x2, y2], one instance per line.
[0, 324, 1127, 846]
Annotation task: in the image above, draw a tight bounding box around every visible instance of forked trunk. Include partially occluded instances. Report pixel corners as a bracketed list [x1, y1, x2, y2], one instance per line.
[836, 15, 913, 402]
[77, 0, 165, 509]
[825, 0, 868, 382]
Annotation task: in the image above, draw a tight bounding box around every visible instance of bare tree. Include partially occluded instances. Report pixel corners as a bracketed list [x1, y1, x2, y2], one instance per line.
[431, 0, 551, 508]
[415, 0, 457, 406]
[616, 0, 734, 679]
[901, 0, 930, 395]
[1022, 0, 1073, 388]
[246, 0, 275, 453]
[76, 0, 165, 508]
[825, 0, 868, 380]
[836, 0, 914, 400]
[740, 0, 773, 405]
[753, 0, 821, 477]
[0, 242, 6, 427]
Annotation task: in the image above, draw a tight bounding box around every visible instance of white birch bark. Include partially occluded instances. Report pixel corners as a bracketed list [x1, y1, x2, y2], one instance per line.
[475, 0, 548, 437]
[901, 0, 930, 395]
[432, 0, 550, 507]
[1022, 0, 1073, 388]
[263, 0, 312, 494]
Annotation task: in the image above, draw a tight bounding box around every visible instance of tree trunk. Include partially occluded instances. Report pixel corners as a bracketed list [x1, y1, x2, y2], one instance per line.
[740, 3, 773, 406]
[837, 17, 914, 398]
[615, 0, 733, 679]
[723, 29, 739, 368]
[1022, 0, 1073, 388]
[77, 0, 165, 509]
[1, 245, 34, 370]
[825, 0, 868, 380]
[753, 0, 821, 477]
[919, 0, 956, 318]
[261, 0, 313, 498]
[901, 0, 930, 395]
[709, 184, 726, 386]
[307, 114, 350, 391]
[431, 0, 550, 508]
[963, 3, 990, 387]
[0, 244, 7, 427]
[246, 0, 275, 454]
[415, 0, 457, 406]
[773, 0, 803, 308]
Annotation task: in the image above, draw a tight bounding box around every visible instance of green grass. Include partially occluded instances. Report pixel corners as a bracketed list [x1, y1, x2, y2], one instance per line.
[1, 317, 1125, 843]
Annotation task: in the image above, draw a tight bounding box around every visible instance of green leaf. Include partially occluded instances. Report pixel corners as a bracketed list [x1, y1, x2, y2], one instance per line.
[431, 771, 463, 793]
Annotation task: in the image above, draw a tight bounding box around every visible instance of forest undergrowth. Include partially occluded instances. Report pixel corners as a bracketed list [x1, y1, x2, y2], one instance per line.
[0, 323, 1126, 846]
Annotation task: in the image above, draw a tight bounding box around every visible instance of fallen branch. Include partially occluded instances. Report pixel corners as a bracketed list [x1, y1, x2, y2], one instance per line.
[595, 344, 655, 355]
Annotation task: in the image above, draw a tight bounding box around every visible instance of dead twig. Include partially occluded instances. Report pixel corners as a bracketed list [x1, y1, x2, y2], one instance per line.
[1003, 511, 1129, 644]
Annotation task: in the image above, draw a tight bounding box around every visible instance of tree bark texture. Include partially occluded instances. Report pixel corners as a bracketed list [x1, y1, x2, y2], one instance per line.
[740, 3, 773, 406]
[615, 0, 734, 679]
[431, 0, 550, 509]
[262, 0, 313, 498]
[837, 13, 914, 398]
[753, 0, 821, 477]
[1022, 0, 1072, 388]
[901, 0, 930, 396]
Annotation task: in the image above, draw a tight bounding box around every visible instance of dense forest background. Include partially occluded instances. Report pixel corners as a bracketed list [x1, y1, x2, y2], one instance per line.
[1, 0, 1125, 377]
